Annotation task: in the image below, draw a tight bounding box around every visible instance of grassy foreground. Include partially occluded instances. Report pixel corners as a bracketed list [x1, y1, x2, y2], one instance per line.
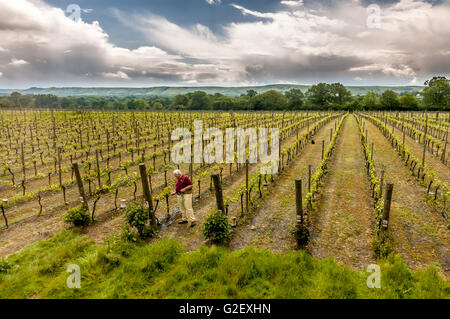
[0, 230, 448, 299]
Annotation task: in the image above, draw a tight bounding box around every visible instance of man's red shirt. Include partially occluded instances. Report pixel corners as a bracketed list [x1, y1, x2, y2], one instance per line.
[175, 174, 193, 193]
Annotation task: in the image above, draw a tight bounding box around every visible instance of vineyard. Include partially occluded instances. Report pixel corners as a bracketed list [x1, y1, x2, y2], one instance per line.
[0, 109, 448, 298]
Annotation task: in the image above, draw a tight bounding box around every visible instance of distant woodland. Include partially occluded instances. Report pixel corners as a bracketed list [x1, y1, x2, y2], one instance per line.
[1, 77, 449, 111]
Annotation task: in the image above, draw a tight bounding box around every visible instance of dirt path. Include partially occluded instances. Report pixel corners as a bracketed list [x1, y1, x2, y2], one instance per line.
[365, 119, 450, 276]
[308, 115, 375, 271]
[229, 121, 337, 252]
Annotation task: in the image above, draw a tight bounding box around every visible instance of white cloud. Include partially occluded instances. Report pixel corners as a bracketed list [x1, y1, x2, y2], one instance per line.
[409, 76, 418, 85]
[349, 64, 416, 78]
[281, 0, 304, 7]
[8, 58, 29, 66]
[102, 71, 130, 79]
[229, 4, 275, 18]
[120, 66, 135, 71]
[205, 0, 221, 5]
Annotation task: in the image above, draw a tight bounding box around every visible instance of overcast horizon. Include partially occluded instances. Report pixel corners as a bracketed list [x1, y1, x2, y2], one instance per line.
[0, 83, 426, 91]
[1, 0, 449, 89]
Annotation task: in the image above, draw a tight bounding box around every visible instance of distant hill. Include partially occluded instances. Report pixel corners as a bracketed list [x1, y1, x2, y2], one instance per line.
[0, 85, 424, 97]
[0, 89, 14, 96]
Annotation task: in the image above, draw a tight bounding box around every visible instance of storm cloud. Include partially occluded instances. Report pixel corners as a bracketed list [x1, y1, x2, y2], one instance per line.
[0, 0, 449, 88]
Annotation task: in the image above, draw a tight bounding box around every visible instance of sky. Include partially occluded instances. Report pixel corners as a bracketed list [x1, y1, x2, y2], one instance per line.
[0, 0, 449, 89]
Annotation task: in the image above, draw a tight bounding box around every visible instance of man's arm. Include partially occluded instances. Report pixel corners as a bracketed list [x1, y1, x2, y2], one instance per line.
[180, 176, 193, 193]
[180, 184, 193, 192]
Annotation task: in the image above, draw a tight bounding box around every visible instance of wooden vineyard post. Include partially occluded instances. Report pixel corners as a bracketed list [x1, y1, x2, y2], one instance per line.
[278, 136, 282, 173]
[21, 143, 26, 182]
[138, 163, 157, 228]
[106, 130, 110, 155]
[245, 159, 249, 214]
[321, 140, 325, 160]
[308, 164, 312, 193]
[37, 192, 43, 216]
[442, 131, 448, 164]
[167, 131, 171, 163]
[51, 109, 56, 150]
[381, 182, 393, 231]
[212, 174, 225, 213]
[295, 179, 308, 245]
[379, 170, 385, 198]
[402, 119, 406, 155]
[95, 149, 102, 189]
[422, 114, 428, 168]
[330, 128, 332, 142]
[58, 147, 62, 187]
[258, 174, 262, 198]
[72, 162, 88, 210]
[295, 179, 303, 226]
[1, 199, 8, 229]
[189, 142, 193, 179]
[371, 143, 374, 161]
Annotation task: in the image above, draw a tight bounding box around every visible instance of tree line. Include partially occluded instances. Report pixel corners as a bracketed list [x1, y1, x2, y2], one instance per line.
[0, 76, 448, 111]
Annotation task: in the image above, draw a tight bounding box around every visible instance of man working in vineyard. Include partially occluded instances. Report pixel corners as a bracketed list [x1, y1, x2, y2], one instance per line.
[171, 169, 197, 227]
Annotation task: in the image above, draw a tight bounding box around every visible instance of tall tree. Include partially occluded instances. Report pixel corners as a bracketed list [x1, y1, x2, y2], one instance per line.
[306, 83, 332, 107]
[213, 95, 234, 109]
[399, 93, 418, 110]
[380, 89, 400, 110]
[187, 91, 210, 110]
[362, 91, 379, 110]
[421, 76, 450, 108]
[329, 83, 352, 106]
[10, 92, 22, 108]
[127, 98, 149, 110]
[284, 88, 304, 109]
[252, 90, 287, 110]
[172, 94, 189, 109]
[246, 89, 258, 98]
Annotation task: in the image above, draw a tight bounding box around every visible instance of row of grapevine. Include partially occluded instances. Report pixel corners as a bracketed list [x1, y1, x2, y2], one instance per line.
[360, 113, 448, 214]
